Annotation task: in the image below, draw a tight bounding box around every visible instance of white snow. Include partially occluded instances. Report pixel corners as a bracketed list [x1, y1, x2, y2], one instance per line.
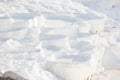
[0, 0, 120, 80]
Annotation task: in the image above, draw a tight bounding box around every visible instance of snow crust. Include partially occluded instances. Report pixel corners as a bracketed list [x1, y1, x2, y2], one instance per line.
[0, 0, 120, 80]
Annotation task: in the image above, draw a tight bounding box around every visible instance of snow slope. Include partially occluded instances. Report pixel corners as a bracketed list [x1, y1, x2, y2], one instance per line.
[0, 0, 120, 80]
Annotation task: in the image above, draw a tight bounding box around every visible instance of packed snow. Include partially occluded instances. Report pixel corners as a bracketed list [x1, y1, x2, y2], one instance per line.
[0, 0, 120, 80]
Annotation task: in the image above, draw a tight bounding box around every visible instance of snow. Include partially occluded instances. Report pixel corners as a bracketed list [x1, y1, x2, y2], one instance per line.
[0, 0, 120, 80]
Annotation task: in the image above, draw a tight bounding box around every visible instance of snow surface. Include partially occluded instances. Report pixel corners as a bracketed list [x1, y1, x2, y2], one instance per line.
[0, 0, 120, 80]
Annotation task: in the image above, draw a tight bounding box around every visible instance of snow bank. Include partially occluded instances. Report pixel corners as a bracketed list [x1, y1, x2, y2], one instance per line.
[0, 0, 120, 80]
